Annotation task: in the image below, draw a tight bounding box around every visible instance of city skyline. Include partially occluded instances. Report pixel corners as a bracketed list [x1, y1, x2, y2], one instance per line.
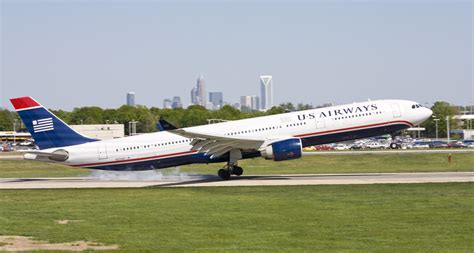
[260, 76, 273, 110]
[1, 1, 471, 111]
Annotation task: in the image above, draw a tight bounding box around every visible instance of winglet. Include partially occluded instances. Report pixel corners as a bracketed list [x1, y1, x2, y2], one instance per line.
[157, 119, 178, 131]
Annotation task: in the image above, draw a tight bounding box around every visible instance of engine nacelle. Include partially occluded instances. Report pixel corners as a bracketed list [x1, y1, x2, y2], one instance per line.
[261, 138, 302, 161]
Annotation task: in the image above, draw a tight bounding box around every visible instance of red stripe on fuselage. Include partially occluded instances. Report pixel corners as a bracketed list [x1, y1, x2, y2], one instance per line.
[10, 97, 41, 110]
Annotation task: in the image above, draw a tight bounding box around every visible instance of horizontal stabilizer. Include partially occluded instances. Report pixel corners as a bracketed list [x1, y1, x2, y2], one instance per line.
[22, 149, 69, 162]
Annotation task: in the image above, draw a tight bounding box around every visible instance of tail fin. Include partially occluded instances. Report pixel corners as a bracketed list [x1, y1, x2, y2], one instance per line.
[10, 96, 97, 149]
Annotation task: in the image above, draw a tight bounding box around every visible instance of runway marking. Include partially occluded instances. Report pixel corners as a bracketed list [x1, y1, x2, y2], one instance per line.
[0, 172, 472, 189]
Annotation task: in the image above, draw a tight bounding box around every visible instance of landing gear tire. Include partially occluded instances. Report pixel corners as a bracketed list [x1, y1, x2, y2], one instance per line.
[232, 166, 243, 176]
[218, 168, 231, 180]
[390, 143, 399, 149]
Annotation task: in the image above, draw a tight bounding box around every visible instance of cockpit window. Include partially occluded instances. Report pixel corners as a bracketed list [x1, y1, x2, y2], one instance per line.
[412, 104, 423, 109]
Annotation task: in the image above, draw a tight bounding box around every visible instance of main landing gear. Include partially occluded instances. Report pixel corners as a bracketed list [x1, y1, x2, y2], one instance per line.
[217, 149, 243, 180]
[217, 164, 244, 180]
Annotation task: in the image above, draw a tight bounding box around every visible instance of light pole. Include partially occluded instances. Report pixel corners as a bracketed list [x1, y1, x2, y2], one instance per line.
[433, 118, 440, 140]
[13, 119, 18, 146]
[446, 116, 450, 143]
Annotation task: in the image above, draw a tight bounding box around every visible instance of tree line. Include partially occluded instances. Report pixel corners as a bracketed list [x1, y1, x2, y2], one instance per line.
[0, 101, 467, 138]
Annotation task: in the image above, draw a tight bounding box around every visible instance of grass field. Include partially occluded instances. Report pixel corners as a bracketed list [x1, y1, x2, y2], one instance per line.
[0, 183, 472, 252]
[0, 153, 472, 178]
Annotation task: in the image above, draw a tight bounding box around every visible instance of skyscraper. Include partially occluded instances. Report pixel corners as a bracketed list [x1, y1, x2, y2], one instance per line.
[259, 76, 273, 110]
[126, 92, 135, 106]
[163, 99, 172, 109]
[190, 75, 207, 107]
[209, 92, 224, 108]
[196, 75, 206, 106]
[191, 87, 198, 105]
[240, 96, 252, 112]
[251, 96, 260, 111]
[171, 96, 183, 109]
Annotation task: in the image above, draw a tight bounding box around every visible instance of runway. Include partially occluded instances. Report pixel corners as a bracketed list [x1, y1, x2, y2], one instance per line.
[0, 172, 472, 189]
[303, 149, 474, 155]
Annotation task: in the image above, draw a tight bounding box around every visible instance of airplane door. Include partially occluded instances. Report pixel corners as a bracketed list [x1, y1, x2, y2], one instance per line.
[97, 144, 108, 160]
[391, 103, 402, 118]
[316, 118, 325, 129]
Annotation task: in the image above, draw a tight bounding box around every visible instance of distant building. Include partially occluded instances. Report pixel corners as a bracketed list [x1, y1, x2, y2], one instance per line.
[126, 92, 135, 106]
[315, 103, 334, 109]
[171, 96, 183, 109]
[70, 124, 124, 140]
[163, 99, 172, 109]
[209, 92, 224, 109]
[190, 75, 207, 107]
[190, 87, 198, 105]
[240, 96, 252, 112]
[259, 76, 273, 110]
[197, 75, 206, 106]
[251, 96, 260, 111]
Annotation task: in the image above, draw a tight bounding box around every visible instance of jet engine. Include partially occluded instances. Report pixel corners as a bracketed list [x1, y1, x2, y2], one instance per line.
[261, 138, 302, 161]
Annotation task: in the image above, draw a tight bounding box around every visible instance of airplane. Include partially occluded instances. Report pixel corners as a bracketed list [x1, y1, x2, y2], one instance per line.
[10, 96, 432, 180]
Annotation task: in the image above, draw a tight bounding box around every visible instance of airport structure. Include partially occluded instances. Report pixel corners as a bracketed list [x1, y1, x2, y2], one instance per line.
[259, 75, 273, 111]
[1, 124, 125, 142]
[126, 92, 135, 106]
[70, 124, 125, 140]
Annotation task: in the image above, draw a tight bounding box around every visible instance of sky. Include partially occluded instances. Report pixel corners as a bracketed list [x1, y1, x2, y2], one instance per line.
[0, 0, 472, 111]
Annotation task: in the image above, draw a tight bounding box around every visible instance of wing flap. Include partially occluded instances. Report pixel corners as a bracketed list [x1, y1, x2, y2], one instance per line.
[171, 129, 265, 158]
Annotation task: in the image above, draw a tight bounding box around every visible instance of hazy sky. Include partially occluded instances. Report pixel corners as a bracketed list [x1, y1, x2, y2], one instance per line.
[1, 0, 472, 111]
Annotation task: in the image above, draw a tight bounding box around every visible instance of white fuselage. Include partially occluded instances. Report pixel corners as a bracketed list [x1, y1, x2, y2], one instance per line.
[35, 99, 432, 170]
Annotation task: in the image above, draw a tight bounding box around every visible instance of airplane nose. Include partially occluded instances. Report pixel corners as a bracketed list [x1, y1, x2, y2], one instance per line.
[425, 108, 433, 118]
[421, 107, 433, 122]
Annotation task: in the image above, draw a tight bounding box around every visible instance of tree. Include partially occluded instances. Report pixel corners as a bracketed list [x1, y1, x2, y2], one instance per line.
[181, 105, 210, 127]
[50, 109, 71, 123]
[151, 107, 185, 128]
[278, 102, 295, 112]
[0, 109, 15, 131]
[266, 106, 285, 115]
[69, 107, 104, 124]
[211, 105, 242, 120]
[421, 102, 459, 138]
[297, 103, 313, 111]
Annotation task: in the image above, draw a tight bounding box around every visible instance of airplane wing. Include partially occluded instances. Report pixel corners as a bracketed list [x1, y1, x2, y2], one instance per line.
[171, 129, 266, 159]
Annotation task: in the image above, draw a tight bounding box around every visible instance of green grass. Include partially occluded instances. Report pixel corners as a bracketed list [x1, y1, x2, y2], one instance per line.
[0, 160, 89, 178]
[0, 183, 472, 252]
[179, 153, 474, 175]
[0, 153, 473, 178]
